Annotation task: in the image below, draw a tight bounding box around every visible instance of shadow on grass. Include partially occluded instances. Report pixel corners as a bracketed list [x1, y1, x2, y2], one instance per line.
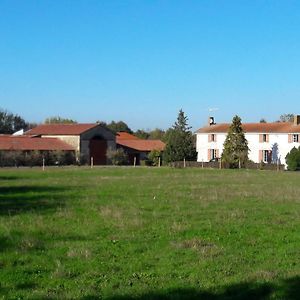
[82, 276, 300, 300]
[0, 175, 21, 180]
[0, 185, 68, 216]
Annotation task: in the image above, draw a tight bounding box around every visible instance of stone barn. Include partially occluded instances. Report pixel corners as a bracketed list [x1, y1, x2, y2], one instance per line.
[25, 123, 116, 164]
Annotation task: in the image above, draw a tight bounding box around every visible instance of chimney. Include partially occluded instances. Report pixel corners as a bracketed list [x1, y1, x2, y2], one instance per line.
[208, 116, 215, 126]
[294, 115, 300, 126]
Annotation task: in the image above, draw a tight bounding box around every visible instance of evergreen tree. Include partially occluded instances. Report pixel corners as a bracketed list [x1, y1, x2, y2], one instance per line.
[285, 147, 300, 171]
[164, 109, 197, 163]
[222, 115, 249, 168]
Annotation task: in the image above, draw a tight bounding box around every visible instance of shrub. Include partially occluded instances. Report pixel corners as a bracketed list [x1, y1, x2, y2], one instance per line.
[106, 148, 128, 165]
[0, 150, 76, 167]
[148, 150, 162, 166]
[285, 147, 300, 171]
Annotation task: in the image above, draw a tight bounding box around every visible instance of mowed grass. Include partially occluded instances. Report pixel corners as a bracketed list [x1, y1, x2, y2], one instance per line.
[0, 167, 299, 299]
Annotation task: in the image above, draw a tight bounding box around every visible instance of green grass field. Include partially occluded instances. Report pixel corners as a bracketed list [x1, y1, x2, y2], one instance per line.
[0, 167, 299, 299]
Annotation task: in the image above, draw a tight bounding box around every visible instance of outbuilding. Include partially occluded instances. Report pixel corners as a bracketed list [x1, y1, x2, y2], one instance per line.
[25, 123, 116, 164]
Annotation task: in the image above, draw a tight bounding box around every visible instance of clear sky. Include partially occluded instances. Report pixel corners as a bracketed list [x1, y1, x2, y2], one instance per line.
[1, 0, 300, 130]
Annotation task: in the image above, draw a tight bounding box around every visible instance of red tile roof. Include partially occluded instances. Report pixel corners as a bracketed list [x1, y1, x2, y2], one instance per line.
[0, 136, 75, 151]
[197, 122, 300, 134]
[25, 124, 99, 136]
[117, 132, 140, 140]
[116, 131, 165, 151]
[117, 139, 165, 151]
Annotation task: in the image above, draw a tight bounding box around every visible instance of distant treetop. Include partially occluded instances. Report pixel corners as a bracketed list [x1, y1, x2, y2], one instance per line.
[44, 116, 77, 124]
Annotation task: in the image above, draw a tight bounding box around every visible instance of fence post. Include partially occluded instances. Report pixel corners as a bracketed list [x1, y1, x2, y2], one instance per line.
[238, 159, 241, 169]
[219, 158, 222, 169]
[202, 159, 204, 169]
[158, 156, 161, 167]
[42, 158, 45, 171]
[91, 157, 93, 169]
[183, 158, 186, 168]
[134, 156, 136, 167]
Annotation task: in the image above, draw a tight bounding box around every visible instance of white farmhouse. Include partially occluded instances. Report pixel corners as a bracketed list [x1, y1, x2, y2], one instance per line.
[196, 115, 300, 166]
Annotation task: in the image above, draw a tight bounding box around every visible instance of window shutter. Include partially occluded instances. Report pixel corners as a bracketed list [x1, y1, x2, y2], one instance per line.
[288, 134, 292, 143]
[216, 149, 220, 158]
[266, 134, 269, 143]
[259, 150, 263, 162]
[208, 149, 211, 161]
[208, 135, 211, 142]
[215, 134, 217, 142]
[259, 134, 263, 143]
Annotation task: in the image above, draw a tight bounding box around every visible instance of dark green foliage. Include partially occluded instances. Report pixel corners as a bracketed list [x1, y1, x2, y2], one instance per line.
[164, 109, 197, 163]
[106, 148, 128, 165]
[44, 116, 77, 124]
[106, 121, 132, 134]
[0, 150, 76, 167]
[222, 115, 249, 168]
[285, 147, 300, 171]
[134, 129, 150, 139]
[0, 109, 28, 134]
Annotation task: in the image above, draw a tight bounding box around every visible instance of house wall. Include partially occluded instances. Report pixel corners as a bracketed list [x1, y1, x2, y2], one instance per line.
[42, 135, 80, 151]
[196, 132, 300, 166]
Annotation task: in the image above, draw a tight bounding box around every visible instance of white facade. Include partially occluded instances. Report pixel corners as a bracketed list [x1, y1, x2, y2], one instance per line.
[196, 130, 300, 167]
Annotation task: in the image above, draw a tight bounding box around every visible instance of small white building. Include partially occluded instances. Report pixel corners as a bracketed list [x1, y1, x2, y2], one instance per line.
[196, 115, 300, 167]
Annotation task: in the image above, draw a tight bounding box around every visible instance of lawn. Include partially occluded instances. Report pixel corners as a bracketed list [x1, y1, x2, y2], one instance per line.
[0, 167, 299, 299]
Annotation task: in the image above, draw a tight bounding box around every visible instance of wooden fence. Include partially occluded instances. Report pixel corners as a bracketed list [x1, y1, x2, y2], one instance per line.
[171, 160, 285, 171]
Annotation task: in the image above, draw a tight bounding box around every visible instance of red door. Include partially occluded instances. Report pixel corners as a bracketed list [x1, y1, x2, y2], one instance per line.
[89, 139, 107, 165]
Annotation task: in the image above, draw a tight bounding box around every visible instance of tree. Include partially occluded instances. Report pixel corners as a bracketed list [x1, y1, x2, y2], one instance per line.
[279, 114, 294, 123]
[135, 129, 150, 139]
[222, 115, 249, 168]
[106, 121, 132, 134]
[148, 128, 165, 140]
[163, 109, 197, 163]
[0, 109, 28, 134]
[260, 118, 267, 123]
[44, 116, 77, 124]
[285, 147, 300, 171]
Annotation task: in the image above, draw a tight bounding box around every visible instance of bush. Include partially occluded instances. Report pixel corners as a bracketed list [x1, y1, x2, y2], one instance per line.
[0, 150, 76, 167]
[148, 150, 162, 166]
[106, 148, 128, 165]
[286, 147, 300, 171]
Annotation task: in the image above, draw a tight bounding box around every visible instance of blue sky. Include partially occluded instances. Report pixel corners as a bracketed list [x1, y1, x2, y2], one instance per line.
[1, 1, 300, 130]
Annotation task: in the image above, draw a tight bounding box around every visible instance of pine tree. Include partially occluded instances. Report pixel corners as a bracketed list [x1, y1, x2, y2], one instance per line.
[164, 109, 197, 163]
[222, 115, 249, 168]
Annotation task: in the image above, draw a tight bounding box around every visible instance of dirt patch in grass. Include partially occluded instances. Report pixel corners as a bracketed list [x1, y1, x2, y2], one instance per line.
[174, 238, 222, 257]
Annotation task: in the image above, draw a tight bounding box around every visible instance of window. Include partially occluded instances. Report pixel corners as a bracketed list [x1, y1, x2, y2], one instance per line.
[211, 149, 217, 159]
[209, 134, 216, 142]
[262, 134, 267, 142]
[293, 134, 299, 143]
[262, 150, 272, 163]
[259, 134, 269, 143]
